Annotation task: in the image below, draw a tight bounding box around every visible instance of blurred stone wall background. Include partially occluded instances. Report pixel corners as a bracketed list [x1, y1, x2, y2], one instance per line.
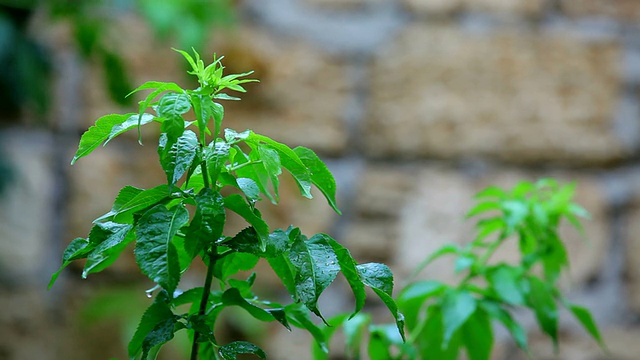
[1, 0, 640, 359]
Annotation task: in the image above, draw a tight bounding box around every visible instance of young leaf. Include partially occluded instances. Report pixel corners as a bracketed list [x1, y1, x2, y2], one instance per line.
[218, 341, 267, 360]
[289, 233, 340, 322]
[135, 204, 189, 295]
[441, 289, 477, 347]
[158, 130, 198, 186]
[293, 146, 341, 214]
[72, 113, 135, 164]
[157, 92, 191, 118]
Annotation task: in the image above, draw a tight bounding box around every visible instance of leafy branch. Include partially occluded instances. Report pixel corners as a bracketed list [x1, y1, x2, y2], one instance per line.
[318, 179, 605, 360]
[50, 49, 403, 359]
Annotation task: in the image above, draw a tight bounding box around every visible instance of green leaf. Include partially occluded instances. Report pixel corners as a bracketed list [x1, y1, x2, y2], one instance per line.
[185, 188, 225, 258]
[82, 222, 134, 278]
[203, 140, 230, 185]
[223, 194, 269, 250]
[128, 293, 174, 359]
[72, 113, 134, 164]
[247, 132, 313, 199]
[236, 177, 260, 201]
[441, 289, 477, 347]
[158, 130, 198, 186]
[526, 277, 558, 348]
[417, 304, 462, 360]
[126, 81, 184, 99]
[233, 145, 277, 203]
[285, 303, 328, 353]
[480, 301, 528, 352]
[343, 313, 371, 358]
[256, 144, 281, 202]
[397, 281, 447, 330]
[564, 302, 605, 348]
[466, 201, 501, 219]
[219, 288, 291, 330]
[462, 309, 493, 360]
[268, 254, 297, 296]
[367, 328, 393, 360]
[541, 234, 569, 283]
[224, 227, 291, 257]
[135, 204, 189, 295]
[357, 263, 406, 341]
[289, 233, 340, 322]
[157, 92, 191, 117]
[487, 265, 525, 305]
[104, 113, 155, 146]
[49, 237, 93, 288]
[325, 235, 365, 318]
[141, 316, 178, 360]
[100, 185, 170, 224]
[218, 341, 266, 360]
[190, 93, 223, 140]
[293, 146, 341, 214]
[409, 244, 459, 281]
[213, 251, 259, 282]
[356, 263, 394, 296]
[475, 186, 507, 200]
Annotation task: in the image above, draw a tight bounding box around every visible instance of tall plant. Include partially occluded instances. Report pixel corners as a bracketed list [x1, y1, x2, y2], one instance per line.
[50, 49, 403, 360]
[317, 180, 605, 359]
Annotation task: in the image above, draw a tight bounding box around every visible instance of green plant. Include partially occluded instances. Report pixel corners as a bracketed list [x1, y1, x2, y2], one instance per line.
[319, 179, 605, 360]
[49, 49, 403, 360]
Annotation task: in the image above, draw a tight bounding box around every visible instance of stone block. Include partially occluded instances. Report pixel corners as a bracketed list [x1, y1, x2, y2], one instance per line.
[402, 0, 547, 17]
[624, 205, 640, 314]
[560, 0, 640, 22]
[0, 130, 55, 283]
[364, 25, 625, 165]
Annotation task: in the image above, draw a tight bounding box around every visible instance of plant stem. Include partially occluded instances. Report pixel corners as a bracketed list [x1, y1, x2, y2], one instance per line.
[190, 248, 218, 360]
[191, 155, 215, 360]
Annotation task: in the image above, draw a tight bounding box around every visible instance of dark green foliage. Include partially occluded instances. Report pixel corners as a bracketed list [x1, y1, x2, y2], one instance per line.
[321, 179, 605, 359]
[51, 49, 402, 359]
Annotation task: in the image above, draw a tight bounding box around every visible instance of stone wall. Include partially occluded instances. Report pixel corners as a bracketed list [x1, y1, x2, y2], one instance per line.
[2, 0, 640, 359]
